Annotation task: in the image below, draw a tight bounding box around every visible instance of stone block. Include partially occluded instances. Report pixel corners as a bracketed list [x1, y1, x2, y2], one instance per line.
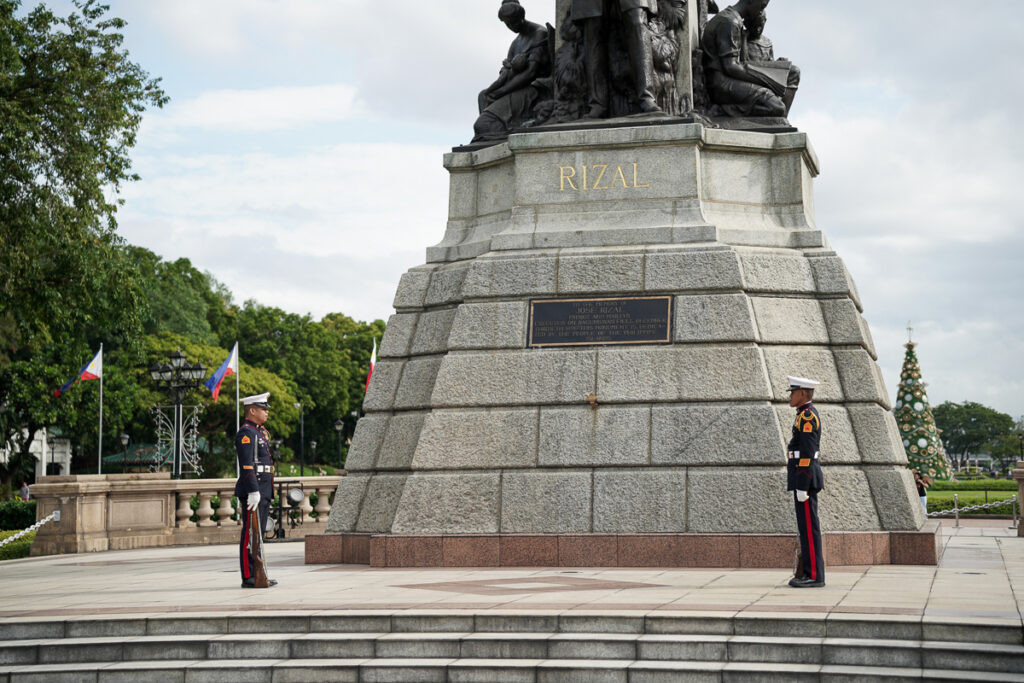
[674, 294, 758, 343]
[820, 299, 876, 357]
[343, 414, 389, 471]
[593, 469, 687, 532]
[362, 360, 404, 412]
[686, 468, 793, 533]
[864, 467, 926, 531]
[393, 266, 436, 310]
[834, 349, 891, 408]
[413, 408, 539, 470]
[384, 536, 445, 569]
[424, 262, 469, 307]
[761, 347, 843, 402]
[377, 413, 426, 470]
[324, 474, 370, 533]
[751, 297, 828, 344]
[446, 168, 478, 219]
[644, 247, 744, 292]
[558, 534, 619, 566]
[355, 473, 409, 533]
[556, 252, 645, 294]
[391, 472, 501, 533]
[442, 535, 501, 566]
[501, 471, 592, 533]
[809, 254, 863, 310]
[410, 308, 456, 356]
[431, 349, 596, 408]
[848, 405, 909, 465]
[652, 403, 786, 466]
[476, 160, 514, 216]
[379, 313, 418, 358]
[597, 346, 772, 403]
[463, 252, 558, 299]
[772, 404, 860, 465]
[500, 535, 559, 566]
[448, 301, 528, 350]
[816, 468, 882, 531]
[394, 356, 443, 410]
[538, 406, 650, 467]
[738, 251, 816, 294]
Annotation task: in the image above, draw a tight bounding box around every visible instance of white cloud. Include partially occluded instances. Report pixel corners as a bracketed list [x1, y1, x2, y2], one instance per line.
[143, 84, 364, 134]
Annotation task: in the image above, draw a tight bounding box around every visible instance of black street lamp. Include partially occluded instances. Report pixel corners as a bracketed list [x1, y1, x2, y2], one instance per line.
[149, 349, 206, 479]
[1018, 433, 1023, 464]
[119, 433, 130, 473]
[294, 402, 304, 477]
[46, 433, 56, 476]
[310, 440, 317, 470]
[334, 419, 344, 470]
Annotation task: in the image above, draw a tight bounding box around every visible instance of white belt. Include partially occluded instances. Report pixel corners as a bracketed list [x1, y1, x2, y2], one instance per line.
[787, 452, 819, 460]
[255, 465, 273, 473]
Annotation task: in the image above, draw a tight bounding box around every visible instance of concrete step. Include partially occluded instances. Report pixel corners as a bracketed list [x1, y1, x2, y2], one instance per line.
[2, 612, 1020, 646]
[3, 632, 1024, 673]
[3, 658, 1024, 683]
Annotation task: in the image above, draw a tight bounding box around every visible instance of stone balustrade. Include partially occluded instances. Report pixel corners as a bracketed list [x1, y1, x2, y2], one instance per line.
[29, 473, 343, 556]
[1013, 461, 1024, 537]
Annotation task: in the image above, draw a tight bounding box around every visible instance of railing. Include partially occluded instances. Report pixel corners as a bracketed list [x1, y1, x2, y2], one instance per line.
[927, 493, 1018, 528]
[28, 473, 343, 556]
[0, 510, 61, 548]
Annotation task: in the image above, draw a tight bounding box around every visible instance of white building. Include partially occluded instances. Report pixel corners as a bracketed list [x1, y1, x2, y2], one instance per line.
[0, 428, 72, 480]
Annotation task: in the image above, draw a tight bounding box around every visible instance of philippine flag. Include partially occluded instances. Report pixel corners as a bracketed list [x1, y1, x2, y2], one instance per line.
[365, 338, 377, 393]
[204, 342, 238, 403]
[54, 347, 102, 397]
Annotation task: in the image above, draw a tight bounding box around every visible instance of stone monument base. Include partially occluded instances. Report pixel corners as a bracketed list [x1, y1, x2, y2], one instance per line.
[306, 524, 941, 568]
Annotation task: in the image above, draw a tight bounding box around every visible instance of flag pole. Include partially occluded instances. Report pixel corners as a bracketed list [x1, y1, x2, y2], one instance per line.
[98, 343, 104, 475]
[235, 340, 240, 478]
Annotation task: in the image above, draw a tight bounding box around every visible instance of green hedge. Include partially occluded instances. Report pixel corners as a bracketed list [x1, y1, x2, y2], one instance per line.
[0, 529, 35, 561]
[930, 479, 1017, 492]
[0, 500, 36, 530]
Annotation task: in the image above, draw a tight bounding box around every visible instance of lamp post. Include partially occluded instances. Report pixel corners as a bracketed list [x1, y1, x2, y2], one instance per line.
[46, 434, 55, 476]
[310, 440, 317, 471]
[119, 433, 130, 473]
[334, 419, 344, 470]
[149, 349, 206, 479]
[1018, 433, 1023, 466]
[294, 402, 304, 477]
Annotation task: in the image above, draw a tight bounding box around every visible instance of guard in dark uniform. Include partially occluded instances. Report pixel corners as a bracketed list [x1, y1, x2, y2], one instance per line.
[235, 392, 277, 588]
[786, 376, 825, 587]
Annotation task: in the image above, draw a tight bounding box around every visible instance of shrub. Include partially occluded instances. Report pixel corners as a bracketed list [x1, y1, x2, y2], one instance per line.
[930, 479, 1018, 492]
[0, 530, 36, 561]
[0, 500, 36, 530]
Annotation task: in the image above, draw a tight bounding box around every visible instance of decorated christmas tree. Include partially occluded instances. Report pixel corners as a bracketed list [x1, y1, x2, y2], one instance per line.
[893, 330, 952, 480]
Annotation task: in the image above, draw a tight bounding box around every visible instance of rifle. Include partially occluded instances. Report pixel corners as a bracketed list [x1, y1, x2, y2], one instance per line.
[248, 506, 270, 588]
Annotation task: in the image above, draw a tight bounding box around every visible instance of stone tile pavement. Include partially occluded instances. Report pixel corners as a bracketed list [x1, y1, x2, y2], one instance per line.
[0, 521, 1020, 631]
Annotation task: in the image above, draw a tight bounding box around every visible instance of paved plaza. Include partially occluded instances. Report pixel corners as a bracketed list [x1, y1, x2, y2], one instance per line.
[1, 521, 1020, 625]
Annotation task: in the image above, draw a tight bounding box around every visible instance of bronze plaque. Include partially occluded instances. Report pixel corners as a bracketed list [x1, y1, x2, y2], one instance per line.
[528, 296, 673, 348]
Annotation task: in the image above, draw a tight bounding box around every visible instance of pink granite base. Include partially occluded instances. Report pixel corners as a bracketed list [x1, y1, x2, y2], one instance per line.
[305, 523, 942, 568]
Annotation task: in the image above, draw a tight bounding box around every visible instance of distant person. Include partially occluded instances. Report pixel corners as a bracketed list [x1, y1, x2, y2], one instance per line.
[18, 482, 29, 501]
[235, 392, 277, 588]
[913, 470, 930, 513]
[786, 376, 824, 588]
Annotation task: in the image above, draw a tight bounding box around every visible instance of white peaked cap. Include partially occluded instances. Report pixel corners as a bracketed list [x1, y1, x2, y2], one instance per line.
[786, 376, 820, 391]
[240, 392, 271, 407]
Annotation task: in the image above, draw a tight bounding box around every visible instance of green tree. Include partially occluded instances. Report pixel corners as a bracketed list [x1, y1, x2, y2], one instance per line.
[0, 0, 165, 490]
[987, 418, 1024, 476]
[128, 246, 219, 344]
[933, 401, 1015, 472]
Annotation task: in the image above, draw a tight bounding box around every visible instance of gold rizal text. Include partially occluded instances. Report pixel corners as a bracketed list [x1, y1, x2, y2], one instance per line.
[558, 162, 650, 192]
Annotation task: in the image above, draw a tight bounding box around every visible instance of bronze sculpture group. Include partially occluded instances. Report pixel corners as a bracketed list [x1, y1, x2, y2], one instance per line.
[472, 0, 799, 142]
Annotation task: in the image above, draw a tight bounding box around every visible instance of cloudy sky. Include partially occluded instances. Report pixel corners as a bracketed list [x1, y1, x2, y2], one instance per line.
[40, 1, 1024, 418]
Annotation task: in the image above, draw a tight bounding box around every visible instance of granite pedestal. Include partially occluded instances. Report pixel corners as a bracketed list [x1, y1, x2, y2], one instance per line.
[310, 123, 936, 567]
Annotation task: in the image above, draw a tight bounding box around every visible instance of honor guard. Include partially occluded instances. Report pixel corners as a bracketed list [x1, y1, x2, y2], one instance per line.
[786, 376, 825, 588]
[235, 392, 277, 588]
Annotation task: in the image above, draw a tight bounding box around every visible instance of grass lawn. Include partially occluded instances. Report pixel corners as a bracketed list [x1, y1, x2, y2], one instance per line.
[928, 491, 1015, 505]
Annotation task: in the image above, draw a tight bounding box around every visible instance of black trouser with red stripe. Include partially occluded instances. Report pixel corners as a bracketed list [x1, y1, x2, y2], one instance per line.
[239, 497, 271, 580]
[795, 490, 825, 582]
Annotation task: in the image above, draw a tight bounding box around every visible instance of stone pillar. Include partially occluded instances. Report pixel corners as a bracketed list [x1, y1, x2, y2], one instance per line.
[176, 492, 195, 529]
[314, 487, 333, 522]
[1013, 462, 1024, 537]
[216, 491, 236, 526]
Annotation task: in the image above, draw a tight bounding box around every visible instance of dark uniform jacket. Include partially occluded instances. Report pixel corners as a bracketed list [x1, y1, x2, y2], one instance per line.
[787, 402, 824, 492]
[571, 0, 658, 20]
[233, 419, 274, 499]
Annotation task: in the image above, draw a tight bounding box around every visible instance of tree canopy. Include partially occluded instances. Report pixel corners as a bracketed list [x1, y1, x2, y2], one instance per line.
[932, 401, 1016, 472]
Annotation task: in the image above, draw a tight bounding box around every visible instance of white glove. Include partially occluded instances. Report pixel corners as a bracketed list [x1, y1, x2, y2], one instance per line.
[796, 490, 809, 503]
[247, 492, 260, 511]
